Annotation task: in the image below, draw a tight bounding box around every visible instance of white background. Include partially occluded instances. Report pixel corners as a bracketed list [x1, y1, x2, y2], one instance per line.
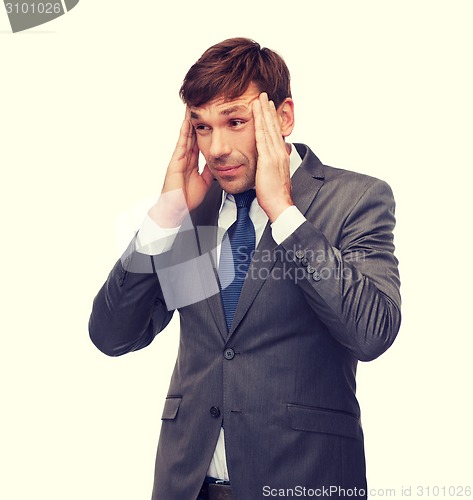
[1, 1, 472, 498]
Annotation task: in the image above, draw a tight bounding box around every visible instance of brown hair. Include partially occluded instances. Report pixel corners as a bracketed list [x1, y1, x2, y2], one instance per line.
[179, 37, 291, 109]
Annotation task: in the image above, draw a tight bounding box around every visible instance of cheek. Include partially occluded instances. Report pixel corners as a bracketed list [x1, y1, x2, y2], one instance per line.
[196, 136, 211, 159]
[195, 135, 205, 151]
[239, 130, 257, 158]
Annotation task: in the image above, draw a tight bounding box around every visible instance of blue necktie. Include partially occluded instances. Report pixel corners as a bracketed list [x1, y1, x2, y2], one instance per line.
[219, 189, 257, 331]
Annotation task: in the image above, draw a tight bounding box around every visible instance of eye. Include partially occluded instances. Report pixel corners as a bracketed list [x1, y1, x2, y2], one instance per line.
[194, 124, 211, 133]
[229, 120, 245, 128]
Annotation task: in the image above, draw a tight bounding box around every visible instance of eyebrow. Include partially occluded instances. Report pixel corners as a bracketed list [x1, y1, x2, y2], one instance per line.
[220, 105, 249, 116]
[190, 105, 250, 120]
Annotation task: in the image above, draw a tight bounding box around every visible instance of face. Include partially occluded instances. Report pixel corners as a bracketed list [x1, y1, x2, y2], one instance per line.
[189, 82, 261, 194]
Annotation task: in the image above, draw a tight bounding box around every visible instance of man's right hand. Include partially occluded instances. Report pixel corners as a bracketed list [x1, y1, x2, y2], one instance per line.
[148, 108, 214, 228]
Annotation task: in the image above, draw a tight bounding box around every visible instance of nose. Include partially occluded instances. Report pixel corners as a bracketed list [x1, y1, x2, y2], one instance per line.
[209, 129, 231, 160]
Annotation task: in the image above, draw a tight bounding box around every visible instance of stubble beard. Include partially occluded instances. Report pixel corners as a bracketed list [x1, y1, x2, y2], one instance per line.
[208, 154, 256, 194]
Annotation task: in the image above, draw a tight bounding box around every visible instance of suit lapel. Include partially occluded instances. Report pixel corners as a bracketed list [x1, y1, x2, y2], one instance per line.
[191, 182, 229, 340]
[228, 144, 325, 338]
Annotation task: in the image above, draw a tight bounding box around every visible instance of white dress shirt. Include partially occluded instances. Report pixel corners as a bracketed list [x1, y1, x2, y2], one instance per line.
[135, 144, 306, 480]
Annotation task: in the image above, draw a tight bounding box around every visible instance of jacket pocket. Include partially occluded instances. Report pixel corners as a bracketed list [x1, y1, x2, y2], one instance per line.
[287, 403, 362, 441]
[161, 396, 182, 420]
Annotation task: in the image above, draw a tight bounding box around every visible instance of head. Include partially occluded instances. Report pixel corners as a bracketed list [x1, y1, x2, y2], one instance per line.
[180, 38, 295, 193]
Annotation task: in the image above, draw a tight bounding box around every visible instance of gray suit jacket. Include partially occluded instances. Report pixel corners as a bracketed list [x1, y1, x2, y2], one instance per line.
[89, 143, 401, 499]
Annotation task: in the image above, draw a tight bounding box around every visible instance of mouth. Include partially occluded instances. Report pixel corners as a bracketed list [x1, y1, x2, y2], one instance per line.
[215, 164, 243, 176]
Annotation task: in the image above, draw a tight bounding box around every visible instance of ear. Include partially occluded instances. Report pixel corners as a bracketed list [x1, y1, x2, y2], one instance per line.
[277, 98, 295, 137]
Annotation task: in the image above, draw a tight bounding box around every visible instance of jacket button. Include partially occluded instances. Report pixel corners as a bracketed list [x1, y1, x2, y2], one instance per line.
[301, 257, 309, 266]
[312, 271, 321, 282]
[210, 406, 220, 418]
[295, 249, 305, 259]
[224, 348, 235, 360]
[307, 265, 316, 274]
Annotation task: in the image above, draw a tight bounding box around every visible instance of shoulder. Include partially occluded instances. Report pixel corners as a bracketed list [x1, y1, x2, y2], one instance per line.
[295, 142, 394, 198]
[324, 165, 393, 201]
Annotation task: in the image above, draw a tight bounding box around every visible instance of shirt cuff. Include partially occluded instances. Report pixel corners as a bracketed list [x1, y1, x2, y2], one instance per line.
[270, 205, 306, 245]
[135, 214, 180, 255]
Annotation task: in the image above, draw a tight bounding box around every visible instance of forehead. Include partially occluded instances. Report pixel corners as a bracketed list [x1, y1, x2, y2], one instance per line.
[190, 83, 260, 119]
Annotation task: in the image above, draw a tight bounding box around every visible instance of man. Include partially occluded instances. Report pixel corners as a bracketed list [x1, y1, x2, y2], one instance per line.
[89, 38, 401, 500]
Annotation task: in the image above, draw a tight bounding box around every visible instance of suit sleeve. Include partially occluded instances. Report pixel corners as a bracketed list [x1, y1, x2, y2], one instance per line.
[280, 179, 401, 361]
[88, 237, 174, 357]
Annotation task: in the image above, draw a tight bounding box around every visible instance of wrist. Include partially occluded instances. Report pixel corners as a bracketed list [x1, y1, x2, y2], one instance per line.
[264, 200, 294, 224]
[148, 189, 189, 228]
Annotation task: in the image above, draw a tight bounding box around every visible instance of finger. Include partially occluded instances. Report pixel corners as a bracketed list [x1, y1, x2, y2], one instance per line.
[257, 94, 281, 159]
[268, 101, 282, 138]
[185, 107, 196, 151]
[269, 105, 289, 170]
[253, 98, 270, 158]
[260, 97, 291, 183]
[189, 140, 199, 167]
[261, 97, 284, 152]
[186, 124, 196, 161]
[263, 99, 290, 179]
[171, 108, 197, 166]
[172, 113, 193, 161]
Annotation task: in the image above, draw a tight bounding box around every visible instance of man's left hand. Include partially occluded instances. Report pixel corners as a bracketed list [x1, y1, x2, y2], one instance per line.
[253, 92, 294, 223]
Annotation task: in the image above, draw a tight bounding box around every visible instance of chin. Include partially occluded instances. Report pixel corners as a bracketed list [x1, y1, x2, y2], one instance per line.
[218, 178, 254, 195]
[215, 172, 255, 194]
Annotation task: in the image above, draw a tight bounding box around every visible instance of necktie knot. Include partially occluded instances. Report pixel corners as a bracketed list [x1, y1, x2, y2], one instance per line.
[234, 189, 256, 209]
